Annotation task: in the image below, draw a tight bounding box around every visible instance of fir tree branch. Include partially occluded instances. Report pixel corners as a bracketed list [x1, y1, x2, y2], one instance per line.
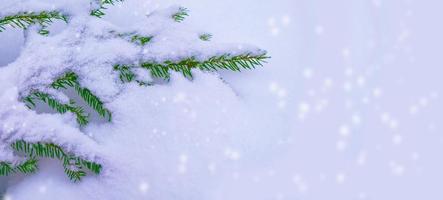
[0, 11, 68, 35]
[141, 63, 172, 79]
[51, 72, 78, 89]
[10, 140, 102, 182]
[75, 86, 112, 121]
[0, 162, 15, 176]
[114, 64, 154, 86]
[52, 72, 112, 122]
[15, 158, 39, 174]
[0, 158, 38, 176]
[172, 7, 189, 22]
[114, 64, 136, 83]
[64, 167, 86, 182]
[141, 53, 269, 79]
[25, 92, 89, 126]
[78, 158, 102, 174]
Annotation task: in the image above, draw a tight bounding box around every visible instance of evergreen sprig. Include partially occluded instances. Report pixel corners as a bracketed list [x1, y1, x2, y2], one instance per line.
[9, 140, 102, 182]
[91, 0, 124, 18]
[114, 64, 136, 83]
[24, 71, 113, 125]
[113, 64, 154, 86]
[199, 33, 212, 41]
[141, 53, 269, 79]
[52, 72, 112, 122]
[0, 11, 68, 35]
[172, 7, 189, 22]
[0, 158, 38, 176]
[24, 92, 89, 126]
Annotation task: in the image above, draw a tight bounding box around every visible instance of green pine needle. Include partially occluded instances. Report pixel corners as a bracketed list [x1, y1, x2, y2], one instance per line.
[141, 53, 269, 79]
[0, 163, 15, 176]
[15, 159, 39, 174]
[75, 86, 112, 121]
[25, 92, 90, 126]
[51, 72, 78, 89]
[113, 64, 154, 86]
[8, 140, 102, 182]
[172, 7, 189, 22]
[199, 33, 212, 41]
[91, 0, 124, 18]
[64, 167, 86, 182]
[0, 11, 68, 34]
[0, 158, 38, 176]
[114, 64, 136, 83]
[141, 63, 172, 80]
[79, 159, 102, 174]
[52, 72, 112, 122]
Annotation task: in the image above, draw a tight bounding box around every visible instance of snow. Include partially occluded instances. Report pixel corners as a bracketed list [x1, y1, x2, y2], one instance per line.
[0, 0, 90, 17]
[5, 71, 276, 199]
[0, 0, 268, 199]
[1, 0, 443, 199]
[0, 77, 101, 164]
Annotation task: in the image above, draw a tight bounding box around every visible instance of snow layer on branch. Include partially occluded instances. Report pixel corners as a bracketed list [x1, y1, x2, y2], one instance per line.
[0, 68, 101, 163]
[0, 1, 266, 199]
[0, 0, 90, 17]
[6, 72, 271, 200]
[5, 6, 263, 101]
[136, 7, 265, 62]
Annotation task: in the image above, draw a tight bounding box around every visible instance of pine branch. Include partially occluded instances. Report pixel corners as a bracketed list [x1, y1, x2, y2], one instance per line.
[15, 158, 39, 174]
[12, 141, 67, 160]
[172, 7, 189, 22]
[78, 158, 102, 174]
[64, 167, 86, 182]
[141, 53, 269, 79]
[75, 86, 112, 121]
[25, 92, 89, 126]
[51, 72, 78, 89]
[91, 0, 125, 18]
[52, 72, 112, 122]
[114, 64, 154, 86]
[114, 64, 136, 83]
[0, 162, 15, 176]
[0, 158, 38, 176]
[141, 63, 172, 80]
[0, 11, 68, 35]
[10, 140, 102, 181]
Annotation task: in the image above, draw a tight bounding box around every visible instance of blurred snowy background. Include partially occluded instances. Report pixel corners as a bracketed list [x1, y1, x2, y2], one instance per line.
[1, 0, 443, 199]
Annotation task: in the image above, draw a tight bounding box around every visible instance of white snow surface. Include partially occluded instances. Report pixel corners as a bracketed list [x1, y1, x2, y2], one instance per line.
[0, 0, 268, 199]
[0, 68, 102, 166]
[0, 0, 91, 17]
[7, 71, 272, 199]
